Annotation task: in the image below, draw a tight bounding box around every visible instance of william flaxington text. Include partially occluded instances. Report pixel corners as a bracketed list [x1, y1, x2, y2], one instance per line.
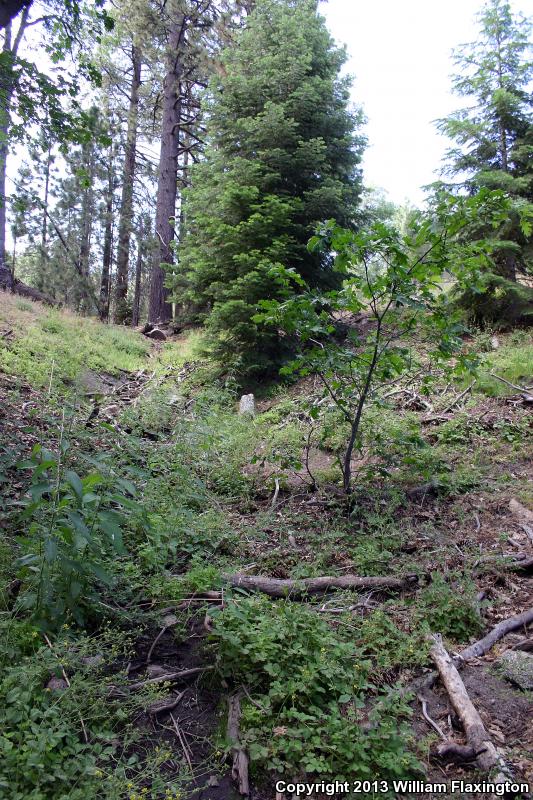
[275, 779, 531, 796]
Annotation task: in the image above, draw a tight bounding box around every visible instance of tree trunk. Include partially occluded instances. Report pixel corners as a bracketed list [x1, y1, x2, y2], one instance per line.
[148, 16, 186, 324]
[100, 142, 115, 321]
[0, 0, 31, 29]
[114, 43, 141, 323]
[77, 138, 97, 312]
[36, 141, 52, 290]
[131, 217, 145, 327]
[0, 10, 29, 285]
[495, 27, 509, 173]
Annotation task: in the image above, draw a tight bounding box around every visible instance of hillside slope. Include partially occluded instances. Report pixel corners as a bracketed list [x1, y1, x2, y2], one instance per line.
[0, 294, 532, 800]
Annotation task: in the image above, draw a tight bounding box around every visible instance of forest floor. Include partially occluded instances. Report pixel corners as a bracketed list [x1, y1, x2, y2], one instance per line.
[1, 292, 532, 800]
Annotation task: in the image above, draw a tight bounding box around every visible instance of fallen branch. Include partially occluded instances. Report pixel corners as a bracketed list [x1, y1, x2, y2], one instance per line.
[429, 634, 503, 772]
[170, 711, 193, 772]
[417, 693, 446, 740]
[222, 573, 418, 598]
[227, 693, 250, 796]
[475, 552, 533, 574]
[410, 607, 533, 698]
[441, 381, 475, 414]
[127, 665, 213, 691]
[147, 690, 185, 716]
[456, 606, 533, 664]
[489, 372, 527, 393]
[502, 555, 533, 573]
[270, 477, 280, 510]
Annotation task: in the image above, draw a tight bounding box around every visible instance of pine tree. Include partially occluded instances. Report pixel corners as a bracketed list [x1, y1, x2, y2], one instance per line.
[437, 0, 532, 281]
[178, 0, 365, 376]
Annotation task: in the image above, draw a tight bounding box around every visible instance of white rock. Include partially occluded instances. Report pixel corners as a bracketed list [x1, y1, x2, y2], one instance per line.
[239, 393, 255, 416]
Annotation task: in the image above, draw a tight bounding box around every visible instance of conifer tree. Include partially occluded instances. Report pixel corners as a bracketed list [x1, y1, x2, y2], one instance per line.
[437, 0, 532, 282]
[177, 0, 365, 376]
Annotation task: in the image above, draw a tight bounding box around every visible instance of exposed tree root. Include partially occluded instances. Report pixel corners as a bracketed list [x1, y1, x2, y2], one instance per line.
[222, 572, 418, 598]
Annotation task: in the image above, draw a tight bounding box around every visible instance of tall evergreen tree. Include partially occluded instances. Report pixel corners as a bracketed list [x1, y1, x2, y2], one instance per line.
[437, 0, 532, 281]
[178, 0, 365, 376]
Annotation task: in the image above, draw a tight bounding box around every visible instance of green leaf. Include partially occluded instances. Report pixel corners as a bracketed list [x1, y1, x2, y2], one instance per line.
[98, 510, 126, 554]
[65, 470, 84, 505]
[44, 537, 58, 563]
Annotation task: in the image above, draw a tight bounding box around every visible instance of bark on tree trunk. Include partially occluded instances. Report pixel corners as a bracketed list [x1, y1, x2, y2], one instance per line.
[35, 141, 52, 292]
[114, 43, 141, 323]
[0, 10, 29, 283]
[148, 16, 186, 324]
[0, 0, 31, 29]
[131, 218, 145, 327]
[78, 138, 96, 312]
[100, 143, 115, 322]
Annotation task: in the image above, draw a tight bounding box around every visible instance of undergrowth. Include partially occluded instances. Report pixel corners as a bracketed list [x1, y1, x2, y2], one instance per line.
[0, 303, 531, 798]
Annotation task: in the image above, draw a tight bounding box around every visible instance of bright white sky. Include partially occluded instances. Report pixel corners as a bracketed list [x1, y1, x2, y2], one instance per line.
[321, 0, 532, 208]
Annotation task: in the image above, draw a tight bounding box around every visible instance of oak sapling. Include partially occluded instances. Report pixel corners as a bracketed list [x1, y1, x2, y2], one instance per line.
[256, 209, 480, 494]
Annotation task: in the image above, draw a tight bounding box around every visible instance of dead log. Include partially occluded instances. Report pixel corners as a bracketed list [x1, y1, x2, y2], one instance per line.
[456, 607, 533, 664]
[227, 693, 249, 796]
[475, 553, 533, 574]
[222, 573, 418, 599]
[429, 634, 502, 772]
[505, 556, 533, 573]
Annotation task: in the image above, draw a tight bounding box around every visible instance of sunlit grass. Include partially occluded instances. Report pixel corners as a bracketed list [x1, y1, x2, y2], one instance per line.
[0, 292, 151, 390]
[475, 334, 533, 396]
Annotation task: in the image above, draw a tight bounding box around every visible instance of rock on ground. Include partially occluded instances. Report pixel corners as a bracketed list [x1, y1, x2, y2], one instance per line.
[498, 650, 533, 690]
[239, 393, 255, 416]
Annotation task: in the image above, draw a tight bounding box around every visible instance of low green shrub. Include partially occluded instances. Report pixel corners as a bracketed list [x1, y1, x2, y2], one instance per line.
[416, 573, 483, 642]
[14, 443, 149, 629]
[210, 597, 421, 782]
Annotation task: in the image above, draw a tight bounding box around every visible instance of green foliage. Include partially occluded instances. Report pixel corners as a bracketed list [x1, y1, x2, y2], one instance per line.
[14, 442, 148, 629]
[354, 609, 429, 672]
[0, 624, 184, 800]
[436, 0, 533, 292]
[176, 0, 365, 377]
[455, 274, 533, 328]
[257, 210, 480, 491]
[416, 574, 484, 642]
[476, 335, 533, 395]
[210, 597, 421, 781]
